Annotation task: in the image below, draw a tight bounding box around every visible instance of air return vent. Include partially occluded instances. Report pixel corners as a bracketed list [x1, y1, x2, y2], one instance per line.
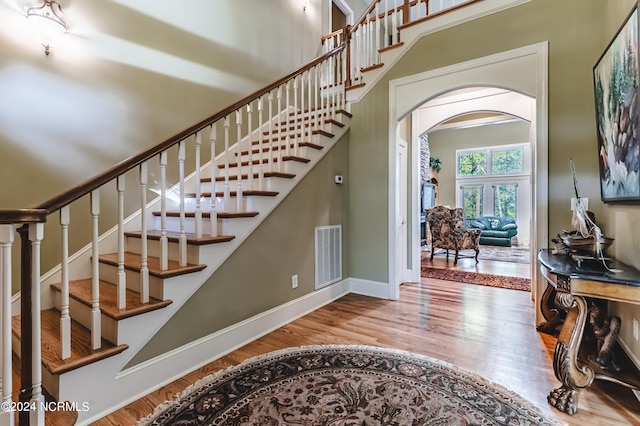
[315, 225, 342, 289]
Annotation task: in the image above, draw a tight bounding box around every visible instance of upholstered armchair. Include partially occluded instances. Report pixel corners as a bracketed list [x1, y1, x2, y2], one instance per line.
[426, 206, 481, 264]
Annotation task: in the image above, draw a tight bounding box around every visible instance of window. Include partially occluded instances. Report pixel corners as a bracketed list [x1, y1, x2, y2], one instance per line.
[493, 183, 518, 219]
[461, 184, 484, 219]
[456, 143, 529, 221]
[458, 151, 487, 176]
[491, 147, 524, 175]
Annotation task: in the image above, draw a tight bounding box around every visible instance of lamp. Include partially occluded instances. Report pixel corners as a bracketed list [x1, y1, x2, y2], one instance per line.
[27, 0, 68, 55]
[302, 0, 310, 11]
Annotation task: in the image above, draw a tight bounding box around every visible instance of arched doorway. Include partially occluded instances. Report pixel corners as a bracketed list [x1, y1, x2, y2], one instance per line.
[410, 89, 533, 276]
[388, 42, 549, 326]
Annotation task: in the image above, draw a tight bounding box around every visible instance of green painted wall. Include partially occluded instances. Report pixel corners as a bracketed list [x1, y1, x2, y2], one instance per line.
[347, 0, 607, 283]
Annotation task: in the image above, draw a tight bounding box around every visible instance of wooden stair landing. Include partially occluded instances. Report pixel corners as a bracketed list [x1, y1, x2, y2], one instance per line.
[12, 309, 128, 375]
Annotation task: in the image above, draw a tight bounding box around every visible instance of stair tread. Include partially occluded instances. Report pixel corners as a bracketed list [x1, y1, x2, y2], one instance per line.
[50, 279, 172, 321]
[99, 252, 207, 278]
[218, 156, 311, 168]
[379, 41, 404, 53]
[126, 229, 236, 245]
[185, 190, 279, 198]
[201, 171, 296, 182]
[245, 141, 323, 153]
[12, 309, 128, 375]
[152, 211, 259, 219]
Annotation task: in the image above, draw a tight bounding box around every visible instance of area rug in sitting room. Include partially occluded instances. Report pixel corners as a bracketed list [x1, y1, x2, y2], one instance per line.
[421, 266, 531, 291]
[138, 345, 560, 426]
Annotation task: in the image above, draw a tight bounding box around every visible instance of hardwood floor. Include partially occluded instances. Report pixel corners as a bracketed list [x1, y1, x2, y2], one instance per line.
[92, 259, 640, 426]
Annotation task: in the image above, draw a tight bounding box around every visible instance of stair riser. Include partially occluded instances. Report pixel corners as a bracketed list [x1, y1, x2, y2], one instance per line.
[183, 195, 264, 214]
[236, 145, 318, 162]
[52, 294, 120, 345]
[126, 237, 201, 264]
[153, 215, 258, 236]
[98, 264, 166, 300]
[200, 176, 288, 193]
[217, 159, 307, 177]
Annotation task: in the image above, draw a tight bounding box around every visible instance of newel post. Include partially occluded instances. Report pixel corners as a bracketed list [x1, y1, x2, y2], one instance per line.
[344, 25, 352, 88]
[402, 0, 410, 25]
[17, 225, 33, 426]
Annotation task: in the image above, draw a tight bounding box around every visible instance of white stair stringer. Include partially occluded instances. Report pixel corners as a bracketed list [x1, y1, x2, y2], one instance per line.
[38, 113, 350, 425]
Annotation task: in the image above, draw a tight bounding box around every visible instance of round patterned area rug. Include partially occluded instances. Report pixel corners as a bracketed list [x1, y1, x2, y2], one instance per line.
[138, 345, 561, 426]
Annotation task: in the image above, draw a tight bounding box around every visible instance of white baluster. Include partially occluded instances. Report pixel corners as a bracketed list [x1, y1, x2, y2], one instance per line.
[294, 76, 300, 157]
[363, 22, 369, 69]
[116, 176, 126, 309]
[300, 73, 305, 148]
[314, 65, 320, 132]
[257, 99, 265, 189]
[223, 116, 231, 209]
[209, 124, 218, 236]
[324, 61, 329, 125]
[159, 152, 169, 270]
[385, 0, 390, 48]
[0, 224, 14, 426]
[29, 222, 45, 426]
[354, 29, 362, 81]
[60, 207, 71, 359]
[285, 82, 291, 157]
[194, 132, 203, 238]
[394, 0, 400, 45]
[139, 162, 149, 303]
[90, 191, 101, 350]
[276, 86, 283, 171]
[268, 91, 274, 170]
[375, 3, 381, 58]
[331, 57, 337, 120]
[307, 71, 312, 139]
[178, 141, 187, 267]
[246, 105, 254, 189]
[235, 110, 244, 212]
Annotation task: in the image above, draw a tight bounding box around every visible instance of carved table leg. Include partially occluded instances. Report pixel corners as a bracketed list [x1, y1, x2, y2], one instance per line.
[537, 282, 565, 334]
[547, 293, 595, 415]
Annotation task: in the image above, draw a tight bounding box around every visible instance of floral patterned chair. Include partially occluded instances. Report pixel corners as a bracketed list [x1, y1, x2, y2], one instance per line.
[426, 206, 481, 264]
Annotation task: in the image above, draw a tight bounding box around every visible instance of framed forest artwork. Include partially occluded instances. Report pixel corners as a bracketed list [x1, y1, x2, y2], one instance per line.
[593, 5, 640, 202]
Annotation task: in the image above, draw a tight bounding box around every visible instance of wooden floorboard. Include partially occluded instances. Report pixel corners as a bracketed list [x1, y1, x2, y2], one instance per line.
[91, 258, 640, 426]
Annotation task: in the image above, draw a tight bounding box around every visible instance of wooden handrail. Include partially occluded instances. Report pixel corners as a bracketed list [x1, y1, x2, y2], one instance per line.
[0, 209, 48, 225]
[399, 0, 482, 29]
[321, 28, 344, 42]
[0, 44, 345, 225]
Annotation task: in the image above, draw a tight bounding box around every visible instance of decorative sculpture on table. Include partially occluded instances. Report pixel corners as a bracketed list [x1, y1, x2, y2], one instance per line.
[588, 302, 622, 372]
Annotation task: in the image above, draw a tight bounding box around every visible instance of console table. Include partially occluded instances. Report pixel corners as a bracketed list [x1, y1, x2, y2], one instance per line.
[538, 249, 640, 415]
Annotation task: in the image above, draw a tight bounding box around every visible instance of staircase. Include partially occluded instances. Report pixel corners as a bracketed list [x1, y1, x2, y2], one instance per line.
[5, 101, 351, 424]
[0, 1, 513, 424]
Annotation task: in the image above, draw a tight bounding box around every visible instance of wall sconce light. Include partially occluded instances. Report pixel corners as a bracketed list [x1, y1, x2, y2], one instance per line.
[302, 0, 310, 11]
[27, 0, 68, 55]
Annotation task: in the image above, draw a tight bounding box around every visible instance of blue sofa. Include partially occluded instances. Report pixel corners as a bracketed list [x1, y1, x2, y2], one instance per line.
[468, 216, 518, 246]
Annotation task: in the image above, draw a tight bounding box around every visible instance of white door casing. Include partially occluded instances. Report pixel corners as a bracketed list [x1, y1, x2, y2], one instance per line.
[396, 138, 409, 285]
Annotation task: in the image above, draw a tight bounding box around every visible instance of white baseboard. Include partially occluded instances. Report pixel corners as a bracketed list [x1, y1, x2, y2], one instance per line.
[348, 277, 391, 299]
[81, 278, 355, 425]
